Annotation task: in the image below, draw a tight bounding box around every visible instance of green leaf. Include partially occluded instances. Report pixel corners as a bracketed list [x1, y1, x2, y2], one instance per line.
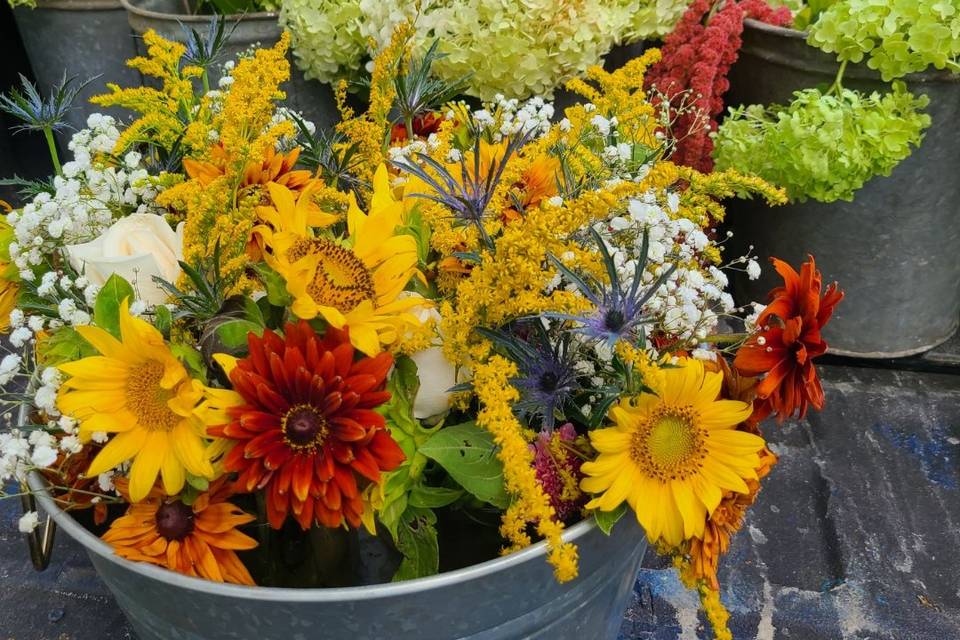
[186, 473, 209, 492]
[215, 318, 264, 349]
[154, 304, 172, 339]
[593, 502, 628, 535]
[408, 485, 464, 508]
[252, 264, 293, 307]
[37, 326, 96, 365]
[392, 507, 439, 581]
[420, 422, 510, 509]
[170, 342, 207, 384]
[93, 274, 135, 338]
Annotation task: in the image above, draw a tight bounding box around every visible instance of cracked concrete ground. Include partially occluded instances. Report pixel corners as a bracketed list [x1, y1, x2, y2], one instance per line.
[1, 365, 958, 639]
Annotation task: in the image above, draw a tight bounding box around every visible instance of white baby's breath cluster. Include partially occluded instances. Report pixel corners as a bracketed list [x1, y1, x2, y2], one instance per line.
[592, 191, 735, 347]
[7, 115, 159, 283]
[484, 95, 555, 140]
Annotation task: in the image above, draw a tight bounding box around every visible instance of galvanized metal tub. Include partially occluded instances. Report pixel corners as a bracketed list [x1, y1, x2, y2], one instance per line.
[12, 0, 140, 145]
[28, 471, 647, 640]
[120, 0, 340, 131]
[723, 19, 960, 358]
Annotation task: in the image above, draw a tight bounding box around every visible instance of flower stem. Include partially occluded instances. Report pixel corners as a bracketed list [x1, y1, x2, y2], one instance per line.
[829, 60, 848, 96]
[702, 332, 748, 344]
[43, 127, 61, 175]
[404, 113, 415, 141]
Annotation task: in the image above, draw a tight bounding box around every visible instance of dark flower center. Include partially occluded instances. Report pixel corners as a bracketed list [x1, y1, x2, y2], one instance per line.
[155, 500, 195, 541]
[604, 309, 625, 332]
[539, 371, 560, 393]
[282, 404, 328, 450]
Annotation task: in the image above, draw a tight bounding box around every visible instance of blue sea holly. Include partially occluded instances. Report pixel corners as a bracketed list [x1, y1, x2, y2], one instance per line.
[475, 322, 580, 431]
[547, 227, 676, 349]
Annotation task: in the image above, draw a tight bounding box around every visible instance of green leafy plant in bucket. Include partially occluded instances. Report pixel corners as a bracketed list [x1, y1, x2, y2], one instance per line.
[713, 0, 956, 203]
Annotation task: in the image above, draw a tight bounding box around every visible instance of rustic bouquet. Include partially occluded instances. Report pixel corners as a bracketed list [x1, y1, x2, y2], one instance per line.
[0, 22, 842, 639]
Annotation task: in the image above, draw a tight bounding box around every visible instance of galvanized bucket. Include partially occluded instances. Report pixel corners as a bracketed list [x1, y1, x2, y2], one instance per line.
[724, 19, 960, 358]
[120, 0, 340, 131]
[12, 0, 141, 145]
[27, 470, 647, 640]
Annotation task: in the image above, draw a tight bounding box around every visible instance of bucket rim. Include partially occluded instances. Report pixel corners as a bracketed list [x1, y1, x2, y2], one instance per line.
[740, 17, 960, 83]
[27, 471, 606, 601]
[119, 0, 277, 22]
[743, 17, 809, 39]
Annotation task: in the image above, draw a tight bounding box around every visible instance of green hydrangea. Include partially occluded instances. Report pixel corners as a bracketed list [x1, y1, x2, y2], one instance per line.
[278, 0, 367, 85]
[280, 0, 687, 100]
[617, 0, 693, 41]
[807, 0, 960, 80]
[713, 82, 931, 202]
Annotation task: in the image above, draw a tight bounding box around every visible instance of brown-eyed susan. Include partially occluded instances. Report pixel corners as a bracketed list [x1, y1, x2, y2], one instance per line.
[56, 300, 216, 502]
[102, 477, 257, 585]
[580, 358, 765, 546]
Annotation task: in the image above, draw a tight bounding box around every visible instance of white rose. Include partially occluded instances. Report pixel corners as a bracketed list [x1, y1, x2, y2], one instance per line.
[64, 214, 183, 305]
[402, 296, 468, 420]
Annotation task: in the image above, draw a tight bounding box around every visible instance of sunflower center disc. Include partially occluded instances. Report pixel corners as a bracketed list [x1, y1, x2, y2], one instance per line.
[300, 238, 376, 313]
[155, 500, 195, 541]
[282, 404, 328, 450]
[631, 405, 706, 482]
[125, 360, 180, 432]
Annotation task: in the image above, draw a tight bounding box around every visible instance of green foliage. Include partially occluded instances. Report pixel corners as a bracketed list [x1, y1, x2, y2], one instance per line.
[419, 422, 510, 509]
[154, 240, 227, 322]
[594, 502, 629, 535]
[392, 506, 440, 581]
[37, 327, 96, 366]
[714, 82, 930, 202]
[93, 274, 136, 339]
[808, 0, 960, 81]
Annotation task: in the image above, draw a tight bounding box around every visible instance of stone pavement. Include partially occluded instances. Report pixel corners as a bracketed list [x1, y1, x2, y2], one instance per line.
[2, 364, 958, 640]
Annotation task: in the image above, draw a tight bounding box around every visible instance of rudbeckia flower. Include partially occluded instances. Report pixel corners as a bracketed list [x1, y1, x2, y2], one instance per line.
[103, 477, 257, 585]
[206, 321, 405, 530]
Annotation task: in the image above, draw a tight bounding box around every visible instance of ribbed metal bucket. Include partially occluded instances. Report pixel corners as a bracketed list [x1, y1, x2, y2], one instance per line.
[28, 471, 647, 640]
[12, 0, 141, 145]
[724, 19, 960, 358]
[120, 0, 339, 131]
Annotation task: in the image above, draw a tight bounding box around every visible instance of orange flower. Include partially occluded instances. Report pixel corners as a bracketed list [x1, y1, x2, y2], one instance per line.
[390, 111, 445, 143]
[734, 256, 843, 421]
[208, 321, 405, 531]
[102, 477, 257, 585]
[518, 155, 560, 209]
[688, 447, 777, 590]
[183, 144, 316, 193]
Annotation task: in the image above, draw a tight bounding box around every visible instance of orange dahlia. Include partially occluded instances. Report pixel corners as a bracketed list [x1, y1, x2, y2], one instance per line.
[734, 256, 843, 422]
[183, 144, 316, 193]
[102, 477, 257, 585]
[208, 321, 405, 530]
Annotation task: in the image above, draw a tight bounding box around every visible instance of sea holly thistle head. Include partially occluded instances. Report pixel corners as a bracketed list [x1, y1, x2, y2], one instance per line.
[547, 227, 677, 349]
[391, 128, 534, 251]
[393, 39, 471, 127]
[476, 321, 581, 431]
[180, 15, 239, 70]
[291, 113, 366, 203]
[0, 73, 92, 133]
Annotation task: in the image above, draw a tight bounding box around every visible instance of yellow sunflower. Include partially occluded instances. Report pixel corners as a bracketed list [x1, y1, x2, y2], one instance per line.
[580, 358, 765, 546]
[262, 164, 423, 355]
[57, 299, 216, 502]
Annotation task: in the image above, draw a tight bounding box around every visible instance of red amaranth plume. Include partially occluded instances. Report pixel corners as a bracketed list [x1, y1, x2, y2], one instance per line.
[645, 0, 792, 172]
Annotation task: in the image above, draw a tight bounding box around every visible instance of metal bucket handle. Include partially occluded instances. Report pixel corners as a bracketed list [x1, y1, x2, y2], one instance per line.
[20, 480, 58, 571]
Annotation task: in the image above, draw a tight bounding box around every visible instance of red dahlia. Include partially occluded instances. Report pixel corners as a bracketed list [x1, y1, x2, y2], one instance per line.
[209, 321, 405, 530]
